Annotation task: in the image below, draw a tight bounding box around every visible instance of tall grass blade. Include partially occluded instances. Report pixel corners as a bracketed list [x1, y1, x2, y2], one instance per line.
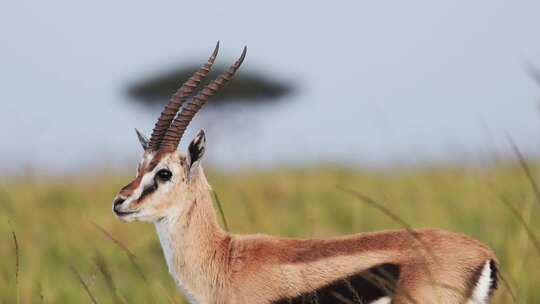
[212, 190, 229, 231]
[507, 135, 540, 209]
[156, 281, 178, 304]
[337, 187, 416, 233]
[91, 221, 177, 302]
[498, 268, 519, 304]
[338, 186, 472, 303]
[70, 265, 98, 304]
[94, 251, 125, 304]
[498, 195, 540, 257]
[90, 220, 148, 284]
[38, 282, 46, 304]
[10, 225, 20, 304]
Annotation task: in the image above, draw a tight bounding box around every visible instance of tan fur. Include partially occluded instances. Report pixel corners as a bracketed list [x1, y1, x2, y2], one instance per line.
[114, 151, 497, 304]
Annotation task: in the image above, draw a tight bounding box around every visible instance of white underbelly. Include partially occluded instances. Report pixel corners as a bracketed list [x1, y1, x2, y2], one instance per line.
[370, 297, 391, 304]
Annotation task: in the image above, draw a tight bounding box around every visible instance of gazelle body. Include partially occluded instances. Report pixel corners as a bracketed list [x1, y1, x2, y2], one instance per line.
[113, 44, 498, 304]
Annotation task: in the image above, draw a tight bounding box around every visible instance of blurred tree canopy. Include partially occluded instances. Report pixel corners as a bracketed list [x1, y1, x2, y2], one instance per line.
[127, 65, 294, 106]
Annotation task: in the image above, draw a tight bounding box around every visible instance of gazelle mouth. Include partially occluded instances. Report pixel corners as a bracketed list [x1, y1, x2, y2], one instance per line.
[114, 210, 139, 217]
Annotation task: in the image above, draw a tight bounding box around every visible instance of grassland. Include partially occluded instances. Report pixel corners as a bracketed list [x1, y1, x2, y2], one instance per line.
[0, 162, 539, 303]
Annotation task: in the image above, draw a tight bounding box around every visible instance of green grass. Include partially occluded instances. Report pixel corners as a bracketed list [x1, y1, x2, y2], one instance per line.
[0, 162, 539, 303]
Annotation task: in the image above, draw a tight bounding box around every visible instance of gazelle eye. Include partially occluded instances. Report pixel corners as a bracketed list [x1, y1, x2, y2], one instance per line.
[156, 169, 172, 181]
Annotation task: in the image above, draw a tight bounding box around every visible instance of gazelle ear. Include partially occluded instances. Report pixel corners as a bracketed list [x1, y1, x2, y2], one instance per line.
[134, 128, 149, 150]
[187, 129, 206, 174]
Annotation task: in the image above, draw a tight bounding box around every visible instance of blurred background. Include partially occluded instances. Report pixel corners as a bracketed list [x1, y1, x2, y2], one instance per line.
[1, 1, 539, 303]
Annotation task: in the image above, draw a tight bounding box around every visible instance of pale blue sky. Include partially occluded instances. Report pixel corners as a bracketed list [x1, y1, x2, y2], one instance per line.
[1, 1, 540, 173]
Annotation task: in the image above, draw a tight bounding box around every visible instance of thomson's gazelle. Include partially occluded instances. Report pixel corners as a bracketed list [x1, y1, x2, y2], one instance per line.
[113, 43, 498, 304]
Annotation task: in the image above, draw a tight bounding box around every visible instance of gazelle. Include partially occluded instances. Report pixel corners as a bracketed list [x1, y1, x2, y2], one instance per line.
[113, 43, 498, 304]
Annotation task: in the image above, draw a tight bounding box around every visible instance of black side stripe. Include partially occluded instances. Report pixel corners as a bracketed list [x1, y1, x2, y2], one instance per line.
[273, 263, 400, 304]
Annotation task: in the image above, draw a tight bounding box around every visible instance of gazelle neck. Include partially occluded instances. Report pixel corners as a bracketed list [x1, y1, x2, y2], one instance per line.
[154, 169, 230, 303]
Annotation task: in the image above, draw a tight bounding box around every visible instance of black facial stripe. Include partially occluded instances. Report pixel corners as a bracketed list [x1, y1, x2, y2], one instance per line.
[139, 177, 158, 202]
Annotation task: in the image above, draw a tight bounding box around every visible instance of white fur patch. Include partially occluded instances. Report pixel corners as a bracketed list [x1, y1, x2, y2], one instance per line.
[467, 260, 492, 304]
[154, 219, 175, 276]
[132, 166, 157, 199]
[370, 297, 391, 304]
[155, 219, 199, 304]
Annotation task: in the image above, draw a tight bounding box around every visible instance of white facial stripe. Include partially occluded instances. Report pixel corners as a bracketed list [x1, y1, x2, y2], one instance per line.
[125, 153, 160, 204]
[133, 169, 158, 199]
[125, 153, 176, 207]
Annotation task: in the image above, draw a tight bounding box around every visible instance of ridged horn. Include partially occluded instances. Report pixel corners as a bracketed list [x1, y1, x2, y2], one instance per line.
[146, 42, 220, 151]
[159, 46, 247, 152]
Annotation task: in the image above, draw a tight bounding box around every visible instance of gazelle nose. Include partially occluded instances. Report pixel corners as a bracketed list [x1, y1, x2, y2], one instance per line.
[113, 197, 126, 209]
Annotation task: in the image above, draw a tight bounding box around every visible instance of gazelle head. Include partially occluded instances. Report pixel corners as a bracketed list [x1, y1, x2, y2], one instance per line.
[112, 43, 246, 223]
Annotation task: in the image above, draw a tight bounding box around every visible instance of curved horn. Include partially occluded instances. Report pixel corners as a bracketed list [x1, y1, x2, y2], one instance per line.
[146, 42, 220, 151]
[159, 46, 247, 152]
